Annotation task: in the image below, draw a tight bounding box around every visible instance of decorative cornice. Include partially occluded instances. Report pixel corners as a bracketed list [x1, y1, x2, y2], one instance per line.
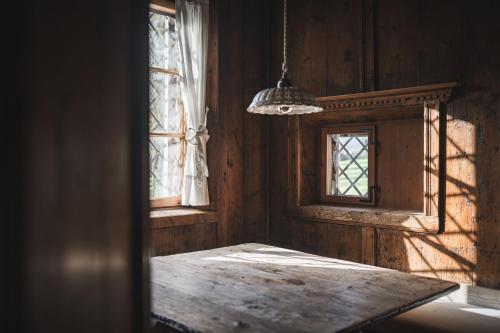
[315, 82, 457, 112]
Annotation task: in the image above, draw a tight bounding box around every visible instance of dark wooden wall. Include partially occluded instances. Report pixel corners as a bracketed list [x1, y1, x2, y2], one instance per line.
[268, 0, 500, 289]
[4, 0, 150, 331]
[212, 0, 269, 246]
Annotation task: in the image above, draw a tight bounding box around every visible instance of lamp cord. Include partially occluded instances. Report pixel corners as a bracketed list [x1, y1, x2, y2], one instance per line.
[282, 0, 288, 74]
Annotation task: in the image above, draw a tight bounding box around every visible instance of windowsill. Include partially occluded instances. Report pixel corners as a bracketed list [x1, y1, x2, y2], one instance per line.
[289, 204, 439, 234]
[150, 208, 217, 229]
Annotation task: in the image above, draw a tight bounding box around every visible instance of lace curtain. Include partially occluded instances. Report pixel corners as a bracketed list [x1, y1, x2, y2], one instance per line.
[176, 0, 210, 206]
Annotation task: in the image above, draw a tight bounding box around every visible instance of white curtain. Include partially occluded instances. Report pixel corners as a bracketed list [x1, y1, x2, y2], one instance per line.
[176, 0, 210, 206]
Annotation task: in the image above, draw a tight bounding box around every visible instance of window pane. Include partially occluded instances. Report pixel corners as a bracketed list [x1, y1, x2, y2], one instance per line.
[149, 12, 180, 71]
[330, 133, 369, 197]
[150, 137, 183, 199]
[149, 72, 182, 133]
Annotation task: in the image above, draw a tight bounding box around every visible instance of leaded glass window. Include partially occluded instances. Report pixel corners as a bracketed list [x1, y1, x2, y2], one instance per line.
[330, 133, 369, 197]
[149, 10, 185, 207]
[320, 126, 377, 205]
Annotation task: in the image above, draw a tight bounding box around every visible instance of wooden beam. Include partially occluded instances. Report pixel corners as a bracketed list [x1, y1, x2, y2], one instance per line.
[362, 227, 376, 265]
[424, 101, 441, 219]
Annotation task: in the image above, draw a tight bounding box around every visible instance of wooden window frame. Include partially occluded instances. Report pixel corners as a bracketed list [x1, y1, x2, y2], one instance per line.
[150, 0, 175, 15]
[149, 1, 185, 209]
[320, 125, 377, 206]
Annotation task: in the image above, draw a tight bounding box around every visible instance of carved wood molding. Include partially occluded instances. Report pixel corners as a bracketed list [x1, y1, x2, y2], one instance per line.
[316, 82, 457, 111]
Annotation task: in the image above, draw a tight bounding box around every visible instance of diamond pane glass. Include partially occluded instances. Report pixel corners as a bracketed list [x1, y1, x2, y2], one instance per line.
[149, 12, 180, 71]
[330, 133, 369, 197]
[150, 137, 183, 199]
[149, 72, 182, 132]
[149, 11, 183, 202]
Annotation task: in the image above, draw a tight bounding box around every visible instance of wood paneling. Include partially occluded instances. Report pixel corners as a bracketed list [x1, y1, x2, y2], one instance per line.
[269, 117, 291, 247]
[242, 0, 269, 244]
[268, 0, 500, 289]
[325, 0, 363, 94]
[291, 220, 363, 262]
[377, 117, 423, 210]
[152, 222, 216, 256]
[151, 210, 217, 256]
[180, 0, 271, 247]
[423, 102, 441, 218]
[4, 0, 151, 331]
[215, 0, 269, 246]
[219, 0, 244, 245]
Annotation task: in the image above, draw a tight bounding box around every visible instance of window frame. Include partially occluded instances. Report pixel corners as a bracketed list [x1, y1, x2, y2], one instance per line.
[149, 2, 185, 209]
[320, 125, 377, 206]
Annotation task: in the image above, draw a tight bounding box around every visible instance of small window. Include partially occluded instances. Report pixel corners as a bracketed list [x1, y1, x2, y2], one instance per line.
[320, 125, 377, 205]
[149, 8, 185, 208]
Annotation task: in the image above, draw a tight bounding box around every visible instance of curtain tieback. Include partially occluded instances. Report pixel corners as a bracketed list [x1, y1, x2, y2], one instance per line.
[185, 124, 209, 180]
[185, 126, 209, 146]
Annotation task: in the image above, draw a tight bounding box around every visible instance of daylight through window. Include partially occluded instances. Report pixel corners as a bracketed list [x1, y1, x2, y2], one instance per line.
[330, 133, 369, 197]
[149, 11, 185, 207]
[320, 126, 376, 206]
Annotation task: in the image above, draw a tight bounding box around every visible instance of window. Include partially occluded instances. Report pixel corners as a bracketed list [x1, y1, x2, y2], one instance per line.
[320, 125, 377, 205]
[149, 8, 185, 208]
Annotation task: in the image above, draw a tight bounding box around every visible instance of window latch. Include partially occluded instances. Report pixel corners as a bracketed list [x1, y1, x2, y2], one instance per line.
[360, 185, 380, 204]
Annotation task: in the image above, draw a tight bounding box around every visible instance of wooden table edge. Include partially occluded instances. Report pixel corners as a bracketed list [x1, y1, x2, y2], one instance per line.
[342, 282, 460, 332]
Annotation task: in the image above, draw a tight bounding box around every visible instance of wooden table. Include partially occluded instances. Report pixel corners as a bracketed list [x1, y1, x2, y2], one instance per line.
[151, 243, 459, 333]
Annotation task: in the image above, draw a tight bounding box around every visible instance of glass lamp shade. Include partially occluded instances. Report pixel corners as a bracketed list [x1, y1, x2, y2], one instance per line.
[247, 86, 323, 115]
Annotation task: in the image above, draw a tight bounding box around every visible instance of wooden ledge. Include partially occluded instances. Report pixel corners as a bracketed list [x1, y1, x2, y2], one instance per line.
[290, 205, 439, 233]
[151, 208, 217, 229]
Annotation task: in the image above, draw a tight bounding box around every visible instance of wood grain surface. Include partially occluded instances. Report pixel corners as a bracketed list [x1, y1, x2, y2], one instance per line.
[152, 243, 458, 333]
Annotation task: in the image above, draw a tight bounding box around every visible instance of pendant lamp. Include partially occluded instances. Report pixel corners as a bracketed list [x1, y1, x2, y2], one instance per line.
[247, 0, 323, 115]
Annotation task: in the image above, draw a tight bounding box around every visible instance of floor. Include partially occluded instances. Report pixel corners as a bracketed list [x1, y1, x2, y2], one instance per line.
[372, 284, 500, 333]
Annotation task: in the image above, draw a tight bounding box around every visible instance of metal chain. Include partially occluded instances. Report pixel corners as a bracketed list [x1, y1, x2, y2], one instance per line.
[282, 0, 288, 73]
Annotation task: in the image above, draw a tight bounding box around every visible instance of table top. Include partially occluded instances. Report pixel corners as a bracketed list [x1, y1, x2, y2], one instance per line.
[151, 243, 459, 333]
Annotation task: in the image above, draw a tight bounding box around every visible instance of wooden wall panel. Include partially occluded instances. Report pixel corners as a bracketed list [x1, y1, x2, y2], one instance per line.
[325, 0, 363, 94]
[462, 1, 500, 290]
[361, 227, 376, 265]
[286, 0, 328, 97]
[269, 117, 291, 246]
[291, 220, 363, 262]
[268, 0, 500, 289]
[242, 0, 269, 243]
[206, 0, 220, 213]
[152, 223, 217, 256]
[219, 0, 244, 245]
[376, 118, 424, 210]
[298, 119, 319, 205]
[210, 0, 270, 246]
[375, 0, 420, 89]
[378, 229, 475, 285]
